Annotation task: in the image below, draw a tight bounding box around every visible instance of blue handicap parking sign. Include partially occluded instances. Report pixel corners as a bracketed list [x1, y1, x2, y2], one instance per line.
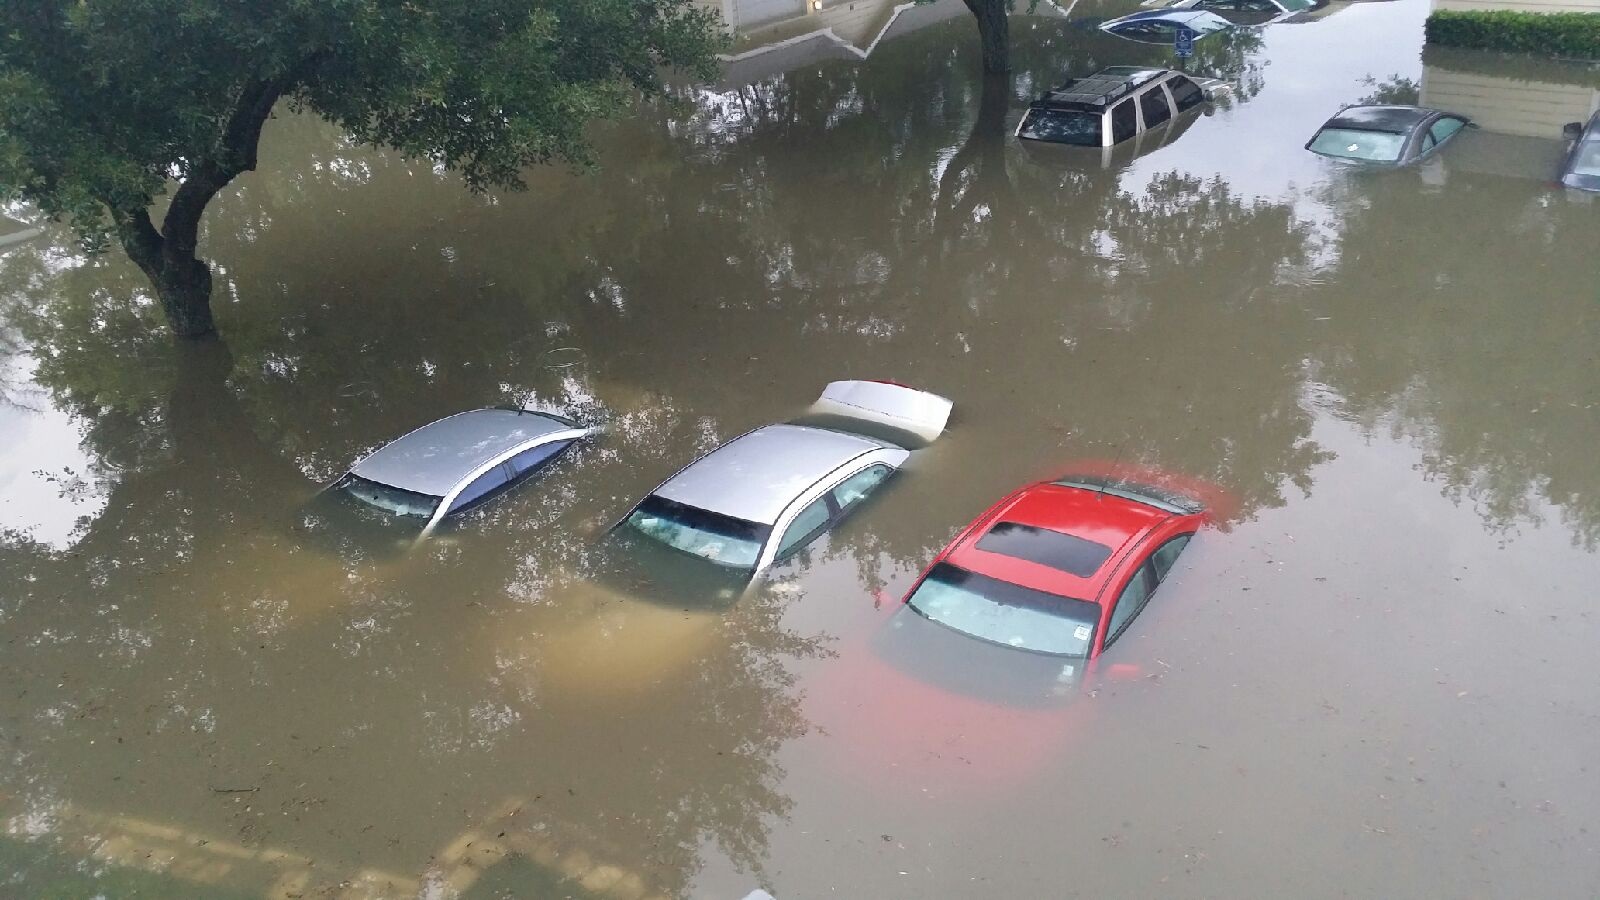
[1174, 26, 1196, 58]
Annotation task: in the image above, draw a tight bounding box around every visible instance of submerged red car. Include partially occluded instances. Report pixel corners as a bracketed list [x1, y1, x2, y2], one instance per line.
[801, 471, 1219, 797]
[901, 474, 1208, 660]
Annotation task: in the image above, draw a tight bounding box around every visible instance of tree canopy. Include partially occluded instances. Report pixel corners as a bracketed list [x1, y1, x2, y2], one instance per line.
[0, 0, 723, 337]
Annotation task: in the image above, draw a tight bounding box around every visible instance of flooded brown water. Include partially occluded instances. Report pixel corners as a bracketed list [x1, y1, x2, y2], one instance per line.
[3, 0, 1599, 896]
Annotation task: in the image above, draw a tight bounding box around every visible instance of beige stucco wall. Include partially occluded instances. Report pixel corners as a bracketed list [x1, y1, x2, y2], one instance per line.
[1421, 66, 1600, 137]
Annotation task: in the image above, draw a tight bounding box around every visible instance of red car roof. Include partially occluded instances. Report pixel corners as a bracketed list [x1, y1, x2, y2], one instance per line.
[945, 482, 1172, 603]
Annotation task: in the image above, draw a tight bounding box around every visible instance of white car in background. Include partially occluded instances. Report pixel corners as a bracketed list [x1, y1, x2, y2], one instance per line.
[1137, 0, 1319, 25]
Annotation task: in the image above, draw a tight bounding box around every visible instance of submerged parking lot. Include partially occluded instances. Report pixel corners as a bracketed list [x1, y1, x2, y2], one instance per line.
[2, 0, 1599, 896]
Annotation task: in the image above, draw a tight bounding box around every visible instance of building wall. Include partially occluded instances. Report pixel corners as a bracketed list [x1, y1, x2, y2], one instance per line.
[1421, 66, 1600, 137]
[696, 0, 810, 31]
[707, 0, 924, 50]
[714, 0, 971, 87]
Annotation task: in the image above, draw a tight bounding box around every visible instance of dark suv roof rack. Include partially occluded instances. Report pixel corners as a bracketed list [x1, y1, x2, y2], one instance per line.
[1037, 67, 1168, 111]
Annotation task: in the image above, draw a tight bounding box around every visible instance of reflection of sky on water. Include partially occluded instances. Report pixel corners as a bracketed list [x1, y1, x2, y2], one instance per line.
[0, 359, 105, 549]
[1112, 1, 1429, 250]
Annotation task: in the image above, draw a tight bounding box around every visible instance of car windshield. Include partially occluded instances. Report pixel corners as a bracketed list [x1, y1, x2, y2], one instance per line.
[1309, 127, 1406, 162]
[906, 562, 1100, 657]
[1572, 142, 1600, 177]
[624, 495, 770, 571]
[337, 474, 440, 519]
[1114, 22, 1174, 40]
[1019, 109, 1102, 146]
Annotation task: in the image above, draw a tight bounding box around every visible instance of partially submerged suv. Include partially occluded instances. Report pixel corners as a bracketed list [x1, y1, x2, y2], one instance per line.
[1016, 67, 1222, 150]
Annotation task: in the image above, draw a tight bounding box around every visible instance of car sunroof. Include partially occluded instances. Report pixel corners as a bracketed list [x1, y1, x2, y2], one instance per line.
[975, 522, 1113, 577]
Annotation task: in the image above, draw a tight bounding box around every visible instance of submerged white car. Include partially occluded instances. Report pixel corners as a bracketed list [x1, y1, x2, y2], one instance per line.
[608, 381, 952, 592]
[312, 407, 591, 547]
[1136, 0, 1319, 25]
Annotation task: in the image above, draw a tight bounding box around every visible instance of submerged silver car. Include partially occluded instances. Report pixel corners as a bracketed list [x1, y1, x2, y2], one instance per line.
[1305, 105, 1470, 166]
[612, 381, 952, 586]
[1560, 113, 1600, 193]
[323, 407, 591, 541]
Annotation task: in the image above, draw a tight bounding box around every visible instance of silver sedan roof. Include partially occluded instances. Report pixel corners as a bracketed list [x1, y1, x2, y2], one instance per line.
[654, 424, 895, 525]
[350, 408, 574, 497]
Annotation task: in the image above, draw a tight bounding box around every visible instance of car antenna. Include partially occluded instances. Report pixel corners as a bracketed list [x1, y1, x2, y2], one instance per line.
[1096, 444, 1126, 501]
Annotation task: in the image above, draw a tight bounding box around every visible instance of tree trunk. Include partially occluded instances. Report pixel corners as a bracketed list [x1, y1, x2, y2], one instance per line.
[114, 206, 218, 339]
[108, 74, 292, 340]
[964, 0, 1011, 75]
[974, 70, 1011, 137]
[153, 253, 217, 339]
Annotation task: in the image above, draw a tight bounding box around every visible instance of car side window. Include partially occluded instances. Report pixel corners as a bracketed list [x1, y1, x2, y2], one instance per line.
[1110, 98, 1138, 143]
[505, 439, 571, 479]
[1168, 76, 1204, 113]
[1140, 88, 1172, 129]
[1105, 563, 1156, 647]
[447, 468, 509, 514]
[1429, 117, 1465, 146]
[775, 496, 832, 560]
[831, 465, 892, 514]
[1150, 534, 1193, 581]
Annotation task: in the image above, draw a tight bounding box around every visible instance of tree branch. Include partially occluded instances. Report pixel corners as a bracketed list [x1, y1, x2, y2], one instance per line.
[109, 205, 164, 279]
[161, 74, 294, 255]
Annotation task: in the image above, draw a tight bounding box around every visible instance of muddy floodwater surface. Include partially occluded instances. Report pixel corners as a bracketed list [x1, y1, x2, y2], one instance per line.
[2, 0, 1599, 896]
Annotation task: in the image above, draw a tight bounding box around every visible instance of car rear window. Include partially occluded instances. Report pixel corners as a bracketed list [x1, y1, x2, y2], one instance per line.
[1309, 127, 1406, 162]
[975, 521, 1113, 577]
[907, 562, 1100, 657]
[624, 494, 771, 571]
[338, 474, 441, 519]
[1018, 108, 1102, 146]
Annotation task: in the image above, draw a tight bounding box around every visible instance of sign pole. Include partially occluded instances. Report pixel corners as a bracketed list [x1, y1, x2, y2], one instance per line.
[1174, 25, 1195, 71]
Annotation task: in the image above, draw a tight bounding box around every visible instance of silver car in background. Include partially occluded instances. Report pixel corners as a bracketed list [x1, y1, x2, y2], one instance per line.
[321, 407, 591, 543]
[1560, 112, 1600, 193]
[1305, 105, 1470, 167]
[612, 381, 952, 587]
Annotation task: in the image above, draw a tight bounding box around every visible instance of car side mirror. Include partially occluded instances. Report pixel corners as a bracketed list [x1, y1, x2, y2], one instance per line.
[1564, 122, 1584, 140]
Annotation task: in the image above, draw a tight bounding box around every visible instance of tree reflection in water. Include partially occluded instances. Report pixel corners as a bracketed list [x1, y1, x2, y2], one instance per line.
[1305, 166, 1600, 548]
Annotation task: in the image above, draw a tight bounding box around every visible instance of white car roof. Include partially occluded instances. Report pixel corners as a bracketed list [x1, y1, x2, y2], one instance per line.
[350, 408, 575, 497]
[653, 424, 895, 525]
